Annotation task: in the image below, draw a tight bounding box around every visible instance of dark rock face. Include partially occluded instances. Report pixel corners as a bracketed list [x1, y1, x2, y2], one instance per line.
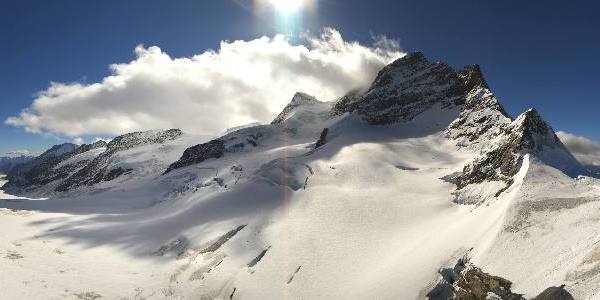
[451, 267, 524, 300]
[164, 139, 226, 174]
[107, 129, 182, 152]
[513, 110, 562, 152]
[3, 143, 78, 191]
[428, 257, 574, 300]
[457, 64, 489, 92]
[533, 285, 574, 300]
[165, 124, 274, 174]
[332, 52, 467, 124]
[315, 128, 328, 148]
[71, 140, 108, 156]
[0, 156, 34, 174]
[102, 167, 133, 182]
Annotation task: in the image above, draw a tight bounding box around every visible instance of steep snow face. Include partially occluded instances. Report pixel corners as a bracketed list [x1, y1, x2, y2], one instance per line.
[271, 92, 330, 125]
[270, 92, 333, 137]
[332, 52, 466, 125]
[474, 156, 600, 299]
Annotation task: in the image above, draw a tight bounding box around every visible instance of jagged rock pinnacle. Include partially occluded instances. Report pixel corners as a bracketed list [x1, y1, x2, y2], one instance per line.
[458, 64, 489, 91]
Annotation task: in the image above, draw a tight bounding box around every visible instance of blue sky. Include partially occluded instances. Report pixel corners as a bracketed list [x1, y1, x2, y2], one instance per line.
[1, 0, 599, 155]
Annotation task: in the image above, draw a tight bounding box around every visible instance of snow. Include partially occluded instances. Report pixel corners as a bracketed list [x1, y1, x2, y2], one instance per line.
[1, 70, 600, 298]
[2, 105, 599, 299]
[475, 156, 600, 298]
[54, 147, 106, 169]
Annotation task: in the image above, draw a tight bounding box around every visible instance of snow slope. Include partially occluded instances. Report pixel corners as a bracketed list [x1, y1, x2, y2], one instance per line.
[1, 53, 599, 299]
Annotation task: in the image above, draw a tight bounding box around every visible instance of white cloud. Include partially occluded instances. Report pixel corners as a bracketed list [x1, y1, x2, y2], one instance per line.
[6, 28, 403, 138]
[557, 131, 600, 166]
[5, 149, 37, 157]
[72, 137, 84, 145]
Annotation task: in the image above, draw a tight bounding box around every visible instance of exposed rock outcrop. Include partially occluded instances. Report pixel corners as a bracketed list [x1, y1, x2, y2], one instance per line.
[428, 257, 574, 300]
[332, 52, 467, 124]
[457, 64, 489, 92]
[315, 128, 328, 148]
[456, 109, 582, 193]
[428, 256, 524, 300]
[71, 140, 108, 156]
[4, 143, 78, 191]
[533, 285, 574, 300]
[164, 124, 274, 174]
[107, 129, 182, 152]
[447, 66, 512, 148]
[56, 129, 183, 191]
[164, 139, 226, 174]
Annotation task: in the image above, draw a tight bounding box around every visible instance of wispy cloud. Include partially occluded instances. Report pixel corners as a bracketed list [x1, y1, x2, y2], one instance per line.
[6, 28, 403, 138]
[557, 131, 600, 166]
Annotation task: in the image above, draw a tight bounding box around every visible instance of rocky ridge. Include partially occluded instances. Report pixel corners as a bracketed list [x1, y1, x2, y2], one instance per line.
[332, 52, 467, 124]
[456, 109, 582, 195]
[56, 129, 183, 191]
[4, 143, 78, 191]
[271, 92, 323, 125]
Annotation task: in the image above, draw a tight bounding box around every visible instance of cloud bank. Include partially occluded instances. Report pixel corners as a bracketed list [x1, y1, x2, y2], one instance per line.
[6, 28, 403, 139]
[4, 149, 38, 157]
[557, 131, 600, 166]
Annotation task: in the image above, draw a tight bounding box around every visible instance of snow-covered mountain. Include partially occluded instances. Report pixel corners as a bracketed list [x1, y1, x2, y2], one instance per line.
[0, 155, 34, 174]
[3, 143, 79, 192]
[1, 52, 598, 299]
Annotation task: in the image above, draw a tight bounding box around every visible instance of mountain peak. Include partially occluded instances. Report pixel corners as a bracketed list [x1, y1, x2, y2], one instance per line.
[332, 51, 465, 124]
[394, 51, 427, 65]
[456, 107, 582, 195]
[458, 64, 489, 91]
[271, 92, 324, 125]
[41, 143, 78, 158]
[71, 140, 108, 156]
[512, 108, 564, 152]
[368, 51, 431, 92]
[290, 92, 318, 105]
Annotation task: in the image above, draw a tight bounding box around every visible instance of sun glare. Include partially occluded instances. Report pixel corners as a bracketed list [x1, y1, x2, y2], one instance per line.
[268, 0, 304, 15]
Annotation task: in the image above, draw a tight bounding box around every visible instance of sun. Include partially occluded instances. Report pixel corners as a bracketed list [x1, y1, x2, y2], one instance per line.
[268, 0, 305, 15]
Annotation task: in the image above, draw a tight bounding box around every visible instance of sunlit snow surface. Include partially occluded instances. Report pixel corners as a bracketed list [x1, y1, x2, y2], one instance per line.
[1, 107, 600, 299]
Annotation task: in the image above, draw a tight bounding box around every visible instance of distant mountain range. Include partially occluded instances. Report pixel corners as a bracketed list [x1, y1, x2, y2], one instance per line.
[0, 155, 35, 174]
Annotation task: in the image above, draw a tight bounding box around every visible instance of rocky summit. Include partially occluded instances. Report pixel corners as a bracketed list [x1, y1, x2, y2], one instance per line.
[332, 52, 468, 124]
